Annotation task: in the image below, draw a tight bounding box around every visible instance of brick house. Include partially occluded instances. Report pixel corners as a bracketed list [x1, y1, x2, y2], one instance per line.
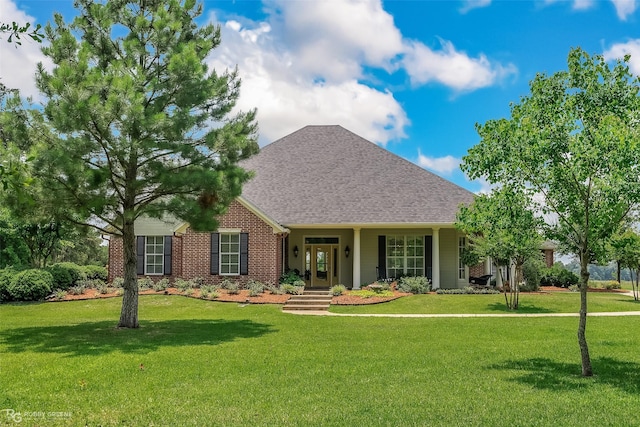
[109, 125, 550, 289]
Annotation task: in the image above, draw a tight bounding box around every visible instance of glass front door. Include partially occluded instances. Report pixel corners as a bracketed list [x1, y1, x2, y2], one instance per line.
[304, 243, 338, 288]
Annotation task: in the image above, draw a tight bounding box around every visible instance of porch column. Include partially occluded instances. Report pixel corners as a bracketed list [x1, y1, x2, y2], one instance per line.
[485, 257, 492, 275]
[353, 227, 361, 289]
[432, 227, 440, 289]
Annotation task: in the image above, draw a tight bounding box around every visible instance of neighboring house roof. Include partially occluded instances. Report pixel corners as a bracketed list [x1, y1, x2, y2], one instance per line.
[240, 125, 475, 227]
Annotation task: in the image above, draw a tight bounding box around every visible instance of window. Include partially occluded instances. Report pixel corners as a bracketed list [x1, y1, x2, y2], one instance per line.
[458, 236, 467, 280]
[220, 233, 240, 275]
[387, 235, 424, 278]
[145, 236, 164, 275]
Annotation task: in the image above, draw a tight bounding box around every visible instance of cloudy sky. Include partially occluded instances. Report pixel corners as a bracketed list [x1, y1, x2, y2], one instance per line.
[1, 0, 640, 192]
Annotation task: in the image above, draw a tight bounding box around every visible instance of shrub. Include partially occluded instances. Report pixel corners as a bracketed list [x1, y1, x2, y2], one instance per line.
[46, 264, 74, 290]
[68, 284, 86, 295]
[82, 265, 108, 281]
[279, 270, 302, 285]
[523, 256, 544, 292]
[111, 277, 124, 288]
[331, 284, 347, 296]
[52, 262, 86, 285]
[175, 278, 195, 292]
[7, 269, 53, 301]
[220, 279, 234, 290]
[52, 289, 67, 300]
[200, 285, 219, 299]
[248, 281, 265, 297]
[540, 265, 579, 288]
[0, 267, 16, 302]
[137, 277, 154, 291]
[268, 284, 284, 295]
[397, 276, 430, 294]
[153, 278, 170, 292]
[96, 282, 109, 294]
[568, 284, 580, 292]
[191, 277, 205, 288]
[225, 281, 240, 294]
[280, 283, 304, 295]
[350, 289, 393, 298]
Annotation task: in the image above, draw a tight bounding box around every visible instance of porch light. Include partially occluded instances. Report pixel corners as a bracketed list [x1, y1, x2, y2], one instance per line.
[293, 245, 299, 257]
[345, 245, 350, 258]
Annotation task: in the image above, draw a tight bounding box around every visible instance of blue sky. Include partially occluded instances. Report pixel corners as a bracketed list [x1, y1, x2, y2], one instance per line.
[2, 0, 640, 193]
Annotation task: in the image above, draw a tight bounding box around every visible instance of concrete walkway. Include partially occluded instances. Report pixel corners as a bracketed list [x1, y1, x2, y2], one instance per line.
[289, 291, 640, 318]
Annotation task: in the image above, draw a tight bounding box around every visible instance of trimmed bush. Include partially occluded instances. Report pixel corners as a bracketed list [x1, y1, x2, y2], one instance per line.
[248, 280, 265, 297]
[541, 265, 579, 288]
[46, 264, 74, 290]
[397, 276, 431, 294]
[7, 269, 53, 301]
[522, 257, 544, 292]
[82, 265, 107, 281]
[51, 262, 86, 285]
[0, 267, 16, 302]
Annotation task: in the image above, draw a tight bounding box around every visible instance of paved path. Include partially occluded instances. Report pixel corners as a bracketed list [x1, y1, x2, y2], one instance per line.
[290, 291, 640, 318]
[290, 310, 640, 317]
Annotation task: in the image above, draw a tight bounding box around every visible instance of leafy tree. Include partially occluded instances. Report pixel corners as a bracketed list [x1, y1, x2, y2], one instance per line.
[28, 0, 258, 327]
[608, 229, 640, 301]
[462, 48, 640, 376]
[0, 208, 30, 269]
[0, 21, 43, 45]
[456, 186, 542, 309]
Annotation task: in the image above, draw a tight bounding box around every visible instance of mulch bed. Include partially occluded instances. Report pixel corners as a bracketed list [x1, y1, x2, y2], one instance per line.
[56, 288, 290, 304]
[52, 285, 629, 305]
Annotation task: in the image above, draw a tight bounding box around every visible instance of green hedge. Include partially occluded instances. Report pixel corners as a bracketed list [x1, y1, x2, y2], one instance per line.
[6, 269, 53, 301]
[46, 264, 74, 290]
[0, 268, 16, 301]
[82, 265, 107, 281]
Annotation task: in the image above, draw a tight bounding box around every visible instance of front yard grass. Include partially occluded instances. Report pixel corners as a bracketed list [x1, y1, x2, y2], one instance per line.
[2, 295, 640, 425]
[330, 291, 640, 315]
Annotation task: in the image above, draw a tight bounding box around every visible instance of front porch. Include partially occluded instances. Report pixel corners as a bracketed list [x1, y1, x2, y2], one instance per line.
[284, 226, 477, 289]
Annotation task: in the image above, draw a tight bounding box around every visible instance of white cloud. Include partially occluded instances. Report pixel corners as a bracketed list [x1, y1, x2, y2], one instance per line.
[402, 39, 517, 91]
[603, 40, 640, 75]
[610, 0, 637, 20]
[208, 0, 516, 144]
[0, 0, 52, 100]
[572, 0, 595, 10]
[459, 0, 492, 14]
[208, 15, 408, 146]
[266, 0, 404, 82]
[417, 152, 461, 175]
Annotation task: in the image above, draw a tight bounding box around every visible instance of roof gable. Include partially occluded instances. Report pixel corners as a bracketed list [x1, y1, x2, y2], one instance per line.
[240, 125, 474, 226]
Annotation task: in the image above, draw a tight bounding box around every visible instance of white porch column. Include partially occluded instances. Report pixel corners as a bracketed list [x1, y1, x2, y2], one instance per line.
[352, 227, 361, 289]
[485, 257, 492, 275]
[432, 227, 440, 289]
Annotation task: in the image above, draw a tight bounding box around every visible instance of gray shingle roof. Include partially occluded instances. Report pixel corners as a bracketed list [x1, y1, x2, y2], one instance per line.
[239, 125, 474, 226]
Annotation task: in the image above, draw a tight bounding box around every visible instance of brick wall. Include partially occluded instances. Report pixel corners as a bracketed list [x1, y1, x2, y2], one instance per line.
[107, 200, 284, 285]
[469, 263, 486, 278]
[543, 249, 554, 268]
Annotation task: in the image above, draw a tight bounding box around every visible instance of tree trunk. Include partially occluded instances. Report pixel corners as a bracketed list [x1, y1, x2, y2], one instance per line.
[634, 268, 639, 301]
[578, 254, 592, 377]
[118, 218, 139, 328]
[616, 261, 621, 283]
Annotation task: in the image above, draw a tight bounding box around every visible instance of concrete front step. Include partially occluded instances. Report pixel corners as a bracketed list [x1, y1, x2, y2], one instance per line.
[282, 304, 330, 311]
[283, 289, 332, 311]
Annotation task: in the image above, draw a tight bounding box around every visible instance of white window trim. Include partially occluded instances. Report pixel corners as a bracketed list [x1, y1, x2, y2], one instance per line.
[145, 236, 164, 276]
[386, 235, 425, 278]
[219, 233, 240, 276]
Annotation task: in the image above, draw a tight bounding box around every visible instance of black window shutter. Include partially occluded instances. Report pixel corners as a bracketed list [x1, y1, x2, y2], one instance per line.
[240, 233, 249, 275]
[136, 236, 145, 275]
[210, 233, 219, 275]
[377, 235, 386, 279]
[425, 235, 433, 279]
[163, 236, 172, 275]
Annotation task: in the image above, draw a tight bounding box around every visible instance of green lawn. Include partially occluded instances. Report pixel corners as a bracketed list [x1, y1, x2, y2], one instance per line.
[331, 291, 640, 315]
[1, 295, 639, 426]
